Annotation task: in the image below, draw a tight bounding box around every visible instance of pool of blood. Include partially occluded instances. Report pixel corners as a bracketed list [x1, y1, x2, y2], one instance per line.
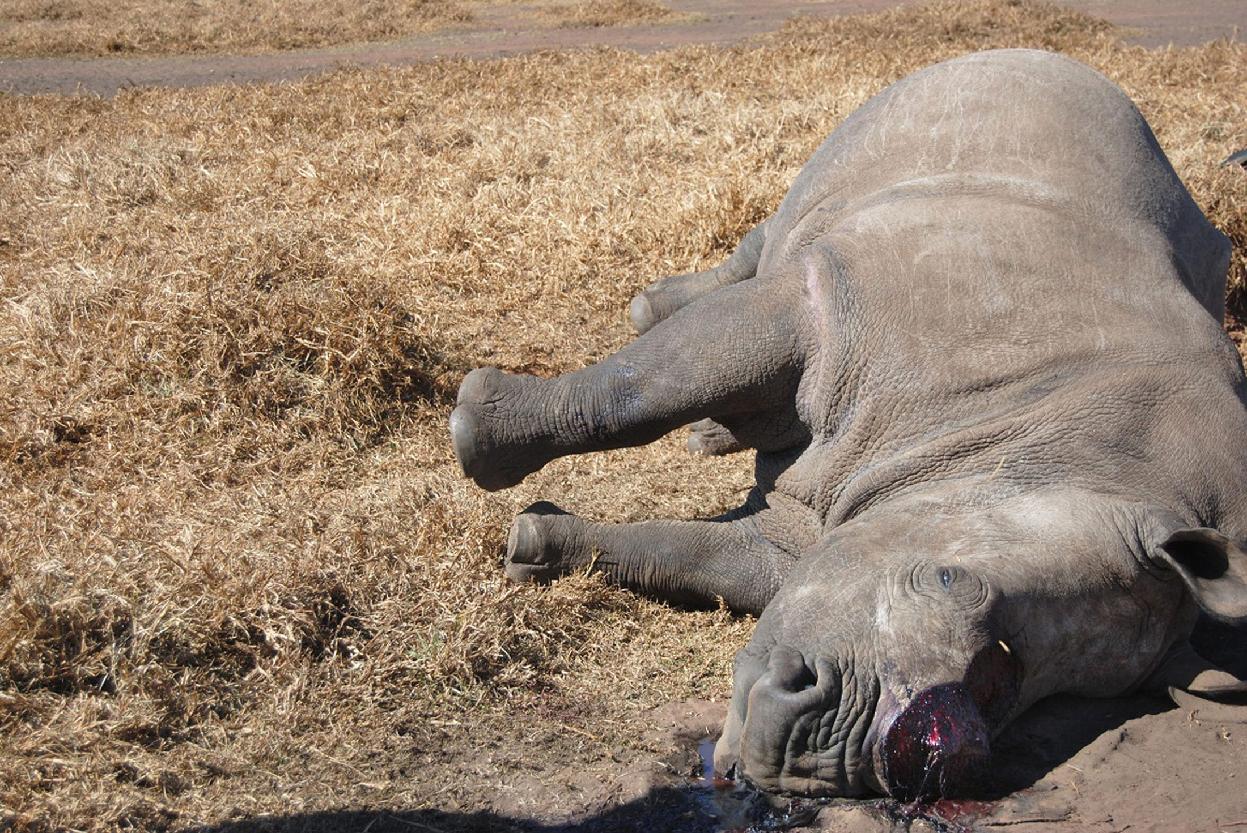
[689, 737, 825, 832]
[687, 736, 999, 832]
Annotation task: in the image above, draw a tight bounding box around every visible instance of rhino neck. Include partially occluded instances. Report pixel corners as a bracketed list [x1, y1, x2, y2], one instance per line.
[990, 553, 1196, 712]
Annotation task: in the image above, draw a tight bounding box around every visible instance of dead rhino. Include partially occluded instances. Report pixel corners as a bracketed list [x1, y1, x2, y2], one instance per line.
[448, 49, 1247, 800]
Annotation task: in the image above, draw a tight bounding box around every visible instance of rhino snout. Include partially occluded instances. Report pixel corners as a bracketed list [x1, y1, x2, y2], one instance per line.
[876, 682, 991, 801]
[716, 645, 879, 796]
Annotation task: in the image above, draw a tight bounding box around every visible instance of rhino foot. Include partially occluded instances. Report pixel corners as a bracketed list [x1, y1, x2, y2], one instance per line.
[505, 501, 585, 583]
[450, 367, 548, 492]
[687, 418, 747, 456]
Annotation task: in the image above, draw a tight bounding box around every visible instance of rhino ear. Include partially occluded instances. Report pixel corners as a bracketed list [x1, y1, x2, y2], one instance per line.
[1151, 527, 1247, 624]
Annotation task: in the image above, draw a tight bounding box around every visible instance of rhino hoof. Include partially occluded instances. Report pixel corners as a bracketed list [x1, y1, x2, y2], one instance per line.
[450, 368, 526, 492]
[505, 501, 575, 583]
[629, 292, 657, 334]
[687, 418, 746, 456]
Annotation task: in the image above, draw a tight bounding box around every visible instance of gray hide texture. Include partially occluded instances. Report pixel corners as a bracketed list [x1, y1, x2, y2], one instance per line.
[449, 49, 1247, 800]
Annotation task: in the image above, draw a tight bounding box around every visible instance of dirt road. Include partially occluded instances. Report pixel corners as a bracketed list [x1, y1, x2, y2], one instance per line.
[1, 0, 1243, 96]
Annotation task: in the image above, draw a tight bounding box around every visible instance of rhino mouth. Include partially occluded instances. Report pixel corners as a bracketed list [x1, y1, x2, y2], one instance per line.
[724, 675, 993, 800]
[716, 646, 881, 796]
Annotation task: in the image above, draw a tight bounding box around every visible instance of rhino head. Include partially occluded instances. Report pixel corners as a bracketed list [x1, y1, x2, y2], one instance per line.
[713, 489, 1247, 799]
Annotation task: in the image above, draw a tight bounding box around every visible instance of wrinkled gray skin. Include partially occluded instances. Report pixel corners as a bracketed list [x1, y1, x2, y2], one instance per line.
[449, 50, 1247, 799]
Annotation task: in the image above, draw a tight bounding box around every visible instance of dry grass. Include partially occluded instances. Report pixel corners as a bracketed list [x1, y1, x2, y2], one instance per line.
[541, 0, 684, 29]
[0, 0, 472, 57]
[1, 1, 1245, 830]
[0, 0, 687, 58]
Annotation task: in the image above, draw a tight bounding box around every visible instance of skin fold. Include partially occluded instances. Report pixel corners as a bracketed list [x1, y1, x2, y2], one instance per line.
[449, 49, 1247, 799]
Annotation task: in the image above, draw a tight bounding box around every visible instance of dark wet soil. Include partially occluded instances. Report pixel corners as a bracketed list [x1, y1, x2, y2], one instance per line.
[1, 0, 1245, 96]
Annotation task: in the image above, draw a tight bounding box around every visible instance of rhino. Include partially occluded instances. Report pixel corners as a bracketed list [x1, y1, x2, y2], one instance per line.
[448, 49, 1247, 800]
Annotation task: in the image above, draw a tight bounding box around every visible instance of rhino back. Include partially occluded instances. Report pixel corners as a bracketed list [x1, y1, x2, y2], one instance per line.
[756, 49, 1246, 532]
[766, 49, 1228, 315]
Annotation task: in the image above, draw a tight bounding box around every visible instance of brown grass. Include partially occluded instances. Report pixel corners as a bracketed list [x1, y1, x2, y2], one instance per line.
[1, 1, 1245, 830]
[0, 0, 472, 58]
[0, 0, 687, 59]
[541, 0, 684, 29]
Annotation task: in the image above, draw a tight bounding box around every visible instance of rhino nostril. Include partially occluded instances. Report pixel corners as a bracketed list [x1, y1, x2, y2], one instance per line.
[767, 646, 817, 692]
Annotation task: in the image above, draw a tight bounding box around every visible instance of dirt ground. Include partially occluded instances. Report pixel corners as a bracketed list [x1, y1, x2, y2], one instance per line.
[1, 0, 1246, 95]
[2, 2, 1246, 833]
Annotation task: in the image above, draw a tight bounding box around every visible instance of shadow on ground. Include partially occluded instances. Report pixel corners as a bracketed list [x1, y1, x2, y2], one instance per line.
[190, 790, 740, 833]
[983, 614, 1247, 799]
[984, 690, 1169, 797]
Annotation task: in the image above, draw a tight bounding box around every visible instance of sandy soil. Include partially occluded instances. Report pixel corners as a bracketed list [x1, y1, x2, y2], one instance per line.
[231, 621, 1246, 833]
[186, 629, 1247, 833]
[0, 0, 1244, 96]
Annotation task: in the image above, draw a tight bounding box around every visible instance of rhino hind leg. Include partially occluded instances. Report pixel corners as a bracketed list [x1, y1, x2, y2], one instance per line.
[629, 220, 768, 334]
[504, 500, 796, 614]
[451, 275, 807, 491]
[687, 418, 748, 456]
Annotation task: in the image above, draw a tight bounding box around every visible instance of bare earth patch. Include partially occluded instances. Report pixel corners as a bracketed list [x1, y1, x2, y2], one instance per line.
[3, 0, 1244, 95]
[1, 2, 1246, 832]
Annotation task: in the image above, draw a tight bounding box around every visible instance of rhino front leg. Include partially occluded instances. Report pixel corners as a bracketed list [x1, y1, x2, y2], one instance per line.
[505, 502, 797, 614]
[629, 220, 768, 334]
[450, 276, 808, 491]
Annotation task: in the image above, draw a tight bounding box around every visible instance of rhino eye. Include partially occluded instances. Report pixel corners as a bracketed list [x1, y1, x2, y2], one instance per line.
[910, 563, 987, 603]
